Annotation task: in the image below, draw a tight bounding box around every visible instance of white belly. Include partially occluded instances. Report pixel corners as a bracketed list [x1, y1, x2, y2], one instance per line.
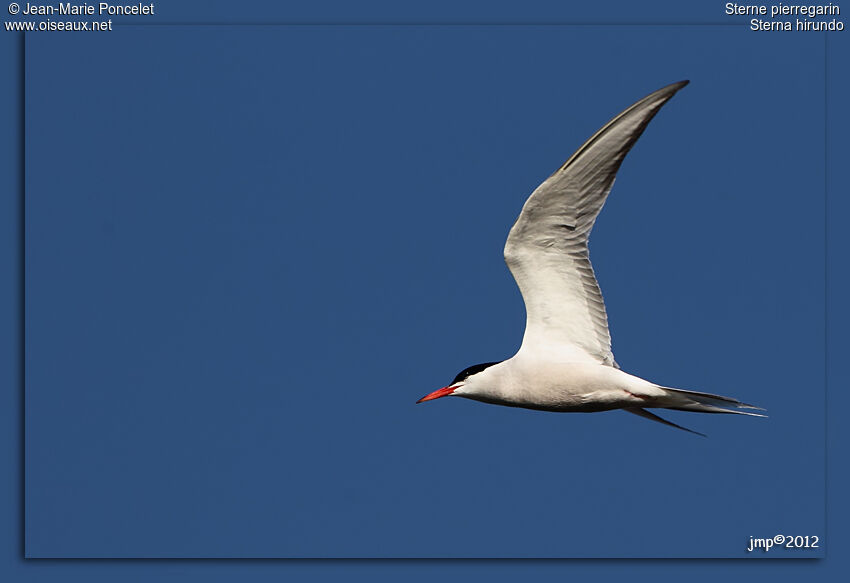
[460, 356, 665, 412]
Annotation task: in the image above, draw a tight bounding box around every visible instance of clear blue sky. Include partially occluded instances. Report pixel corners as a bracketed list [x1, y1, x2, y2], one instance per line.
[13, 2, 837, 567]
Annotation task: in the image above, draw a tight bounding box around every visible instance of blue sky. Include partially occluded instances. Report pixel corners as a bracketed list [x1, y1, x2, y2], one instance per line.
[15, 8, 834, 564]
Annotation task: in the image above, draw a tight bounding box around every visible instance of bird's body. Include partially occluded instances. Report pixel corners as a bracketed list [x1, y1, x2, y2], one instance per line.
[452, 357, 662, 413]
[418, 80, 764, 435]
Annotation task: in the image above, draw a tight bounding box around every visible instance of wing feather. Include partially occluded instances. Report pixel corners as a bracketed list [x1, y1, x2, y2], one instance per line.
[504, 81, 689, 366]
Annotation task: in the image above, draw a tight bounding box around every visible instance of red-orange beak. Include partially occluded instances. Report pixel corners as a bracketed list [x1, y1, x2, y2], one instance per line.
[416, 385, 457, 404]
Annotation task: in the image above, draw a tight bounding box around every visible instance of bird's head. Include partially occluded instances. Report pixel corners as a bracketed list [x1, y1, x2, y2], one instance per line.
[416, 361, 503, 403]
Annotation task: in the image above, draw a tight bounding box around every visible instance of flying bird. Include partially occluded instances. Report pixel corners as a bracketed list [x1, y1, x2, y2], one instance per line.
[417, 80, 764, 436]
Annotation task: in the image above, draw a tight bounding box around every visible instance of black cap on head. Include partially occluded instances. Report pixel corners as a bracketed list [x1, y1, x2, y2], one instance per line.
[451, 361, 503, 384]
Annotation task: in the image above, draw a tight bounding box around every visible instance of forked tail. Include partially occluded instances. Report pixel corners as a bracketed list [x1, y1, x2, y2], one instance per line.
[626, 386, 766, 436]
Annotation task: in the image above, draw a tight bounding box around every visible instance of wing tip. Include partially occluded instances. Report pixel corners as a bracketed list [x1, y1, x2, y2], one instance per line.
[658, 80, 689, 94]
[648, 79, 690, 103]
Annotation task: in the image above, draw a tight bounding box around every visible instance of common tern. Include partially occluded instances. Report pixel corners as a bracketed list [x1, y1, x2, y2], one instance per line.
[417, 80, 764, 436]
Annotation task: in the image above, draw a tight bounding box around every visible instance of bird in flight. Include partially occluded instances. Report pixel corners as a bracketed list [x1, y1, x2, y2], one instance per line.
[417, 80, 764, 436]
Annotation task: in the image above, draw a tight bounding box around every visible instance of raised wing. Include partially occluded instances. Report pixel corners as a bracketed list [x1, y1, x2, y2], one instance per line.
[504, 81, 688, 366]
